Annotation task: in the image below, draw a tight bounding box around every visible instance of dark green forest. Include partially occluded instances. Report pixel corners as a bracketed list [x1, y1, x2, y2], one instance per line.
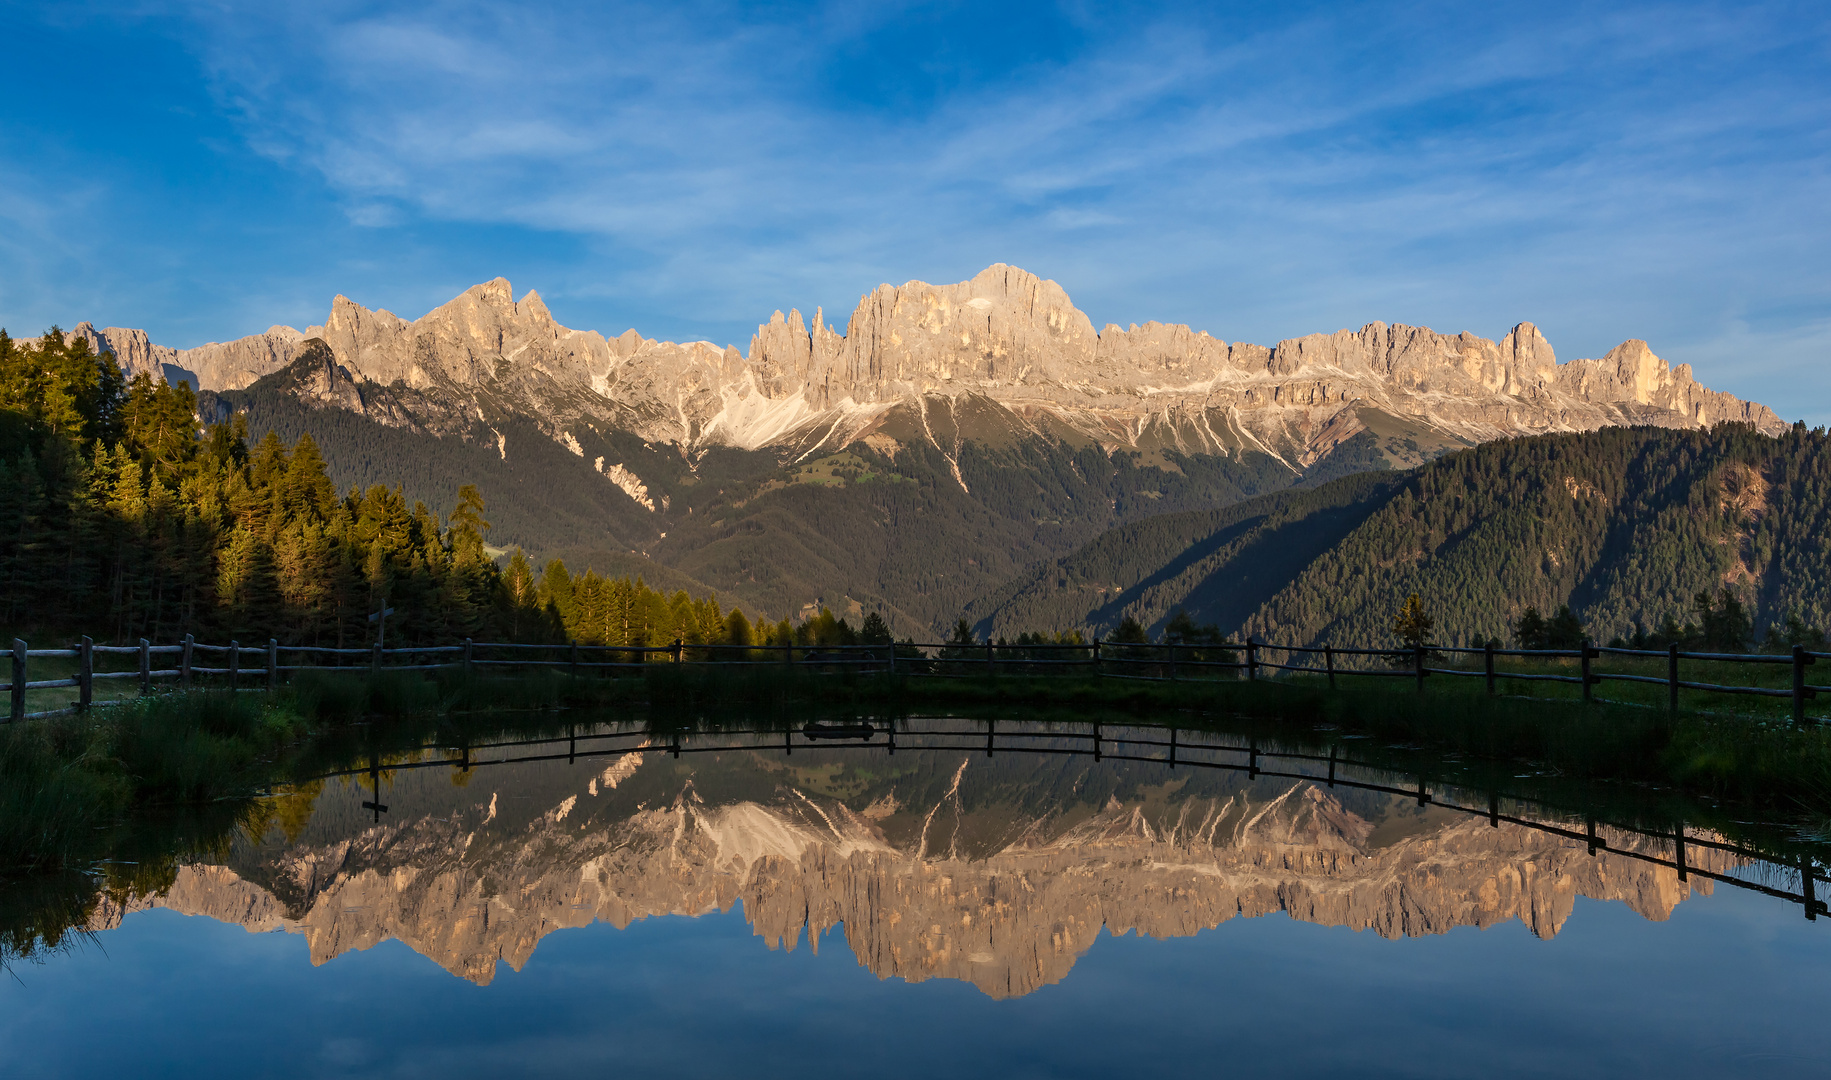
[0, 327, 526, 644]
[0, 328, 792, 648]
[977, 424, 1831, 649]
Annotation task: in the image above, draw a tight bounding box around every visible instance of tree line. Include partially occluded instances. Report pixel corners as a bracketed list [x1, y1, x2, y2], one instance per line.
[0, 325, 1072, 653]
[0, 327, 822, 649]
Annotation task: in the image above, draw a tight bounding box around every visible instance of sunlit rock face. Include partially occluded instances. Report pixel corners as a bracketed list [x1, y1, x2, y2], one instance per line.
[45, 265, 1782, 469]
[87, 742, 1731, 998]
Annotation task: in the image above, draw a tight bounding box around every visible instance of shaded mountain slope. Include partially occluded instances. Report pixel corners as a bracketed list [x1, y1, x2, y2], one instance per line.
[206, 350, 1300, 631]
[968, 471, 1407, 639]
[973, 423, 1831, 646]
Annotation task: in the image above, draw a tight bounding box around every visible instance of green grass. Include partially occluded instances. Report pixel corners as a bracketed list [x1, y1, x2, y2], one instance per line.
[0, 692, 308, 874]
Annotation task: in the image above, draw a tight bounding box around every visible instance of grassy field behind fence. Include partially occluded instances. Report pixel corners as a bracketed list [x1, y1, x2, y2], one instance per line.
[5, 634, 1826, 725]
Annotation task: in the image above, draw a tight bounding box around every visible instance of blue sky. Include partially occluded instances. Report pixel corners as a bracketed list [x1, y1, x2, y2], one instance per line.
[2, 1, 1827, 421]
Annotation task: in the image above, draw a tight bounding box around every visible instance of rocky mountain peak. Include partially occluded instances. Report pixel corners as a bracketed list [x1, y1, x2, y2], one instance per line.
[49, 265, 1786, 469]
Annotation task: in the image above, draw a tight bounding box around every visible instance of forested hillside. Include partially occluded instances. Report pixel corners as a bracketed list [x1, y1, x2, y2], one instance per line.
[0, 328, 773, 647]
[209, 352, 1302, 634]
[202, 370, 723, 603]
[973, 424, 1831, 648]
[967, 471, 1406, 639]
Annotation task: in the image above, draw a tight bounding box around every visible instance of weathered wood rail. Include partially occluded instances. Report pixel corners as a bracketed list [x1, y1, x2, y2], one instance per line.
[3, 633, 1827, 723]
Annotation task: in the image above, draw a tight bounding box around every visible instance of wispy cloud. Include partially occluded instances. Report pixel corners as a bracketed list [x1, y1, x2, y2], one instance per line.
[3, 0, 1828, 421]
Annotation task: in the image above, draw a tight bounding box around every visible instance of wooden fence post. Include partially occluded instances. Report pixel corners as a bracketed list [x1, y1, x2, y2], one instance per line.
[229, 639, 240, 687]
[1325, 644, 1336, 690]
[1581, 645, 1595, 703]
[464, 638, 474, 676]
[79, 636, 93, 710]
[1168, 643, 1178, 682]
[1794, 645, 1812, 725]
[570, 641, 580, 677]
[986, 640, 995, 677]
[11, 638, 26, 722]
[139, 638, 151, 695]
[1092, 639, 1101, 677]
[1484, 640, 1496, 695]
[673, 639, 683, 664]
[267, 639, 278, 692]
[371, 641, 382, 673]
[181, 633, 194, 690]
[1414, 643, 1426, 694]
[1246, 639, 1258, 681]
[1668, 643, 1680, 714]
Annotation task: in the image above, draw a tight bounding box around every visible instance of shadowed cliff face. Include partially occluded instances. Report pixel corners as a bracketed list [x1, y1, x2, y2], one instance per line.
[88, 740, 1730, 998]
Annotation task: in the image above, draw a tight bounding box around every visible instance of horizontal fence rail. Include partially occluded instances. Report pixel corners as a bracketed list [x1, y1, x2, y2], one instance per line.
[5, 631, 1827, 724]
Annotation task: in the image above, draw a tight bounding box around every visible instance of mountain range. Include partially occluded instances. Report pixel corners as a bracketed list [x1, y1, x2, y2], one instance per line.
[32, 265, 1789, 634]
[56, 264, 1781, 466]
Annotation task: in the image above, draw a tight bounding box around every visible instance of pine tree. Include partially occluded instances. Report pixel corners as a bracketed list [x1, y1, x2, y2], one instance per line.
[1513, 607, 1549, 649]
[1391, 594, 1433, 648]
[1545, 605, 1587, 649]
[1108, 615, 1149, 644]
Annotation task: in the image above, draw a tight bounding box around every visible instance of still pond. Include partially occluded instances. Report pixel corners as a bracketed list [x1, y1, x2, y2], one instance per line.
[3, 717, 1828, 1077]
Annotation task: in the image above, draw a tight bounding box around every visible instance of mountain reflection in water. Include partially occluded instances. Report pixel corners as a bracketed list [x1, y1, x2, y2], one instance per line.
[84, 720, 1784, 997]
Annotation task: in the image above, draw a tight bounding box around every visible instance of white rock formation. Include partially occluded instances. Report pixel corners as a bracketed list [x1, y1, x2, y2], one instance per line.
[41, 265, 1784, 466]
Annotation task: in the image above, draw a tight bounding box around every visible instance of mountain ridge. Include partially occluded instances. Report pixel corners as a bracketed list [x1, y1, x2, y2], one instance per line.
[35, 264, 1783, 474]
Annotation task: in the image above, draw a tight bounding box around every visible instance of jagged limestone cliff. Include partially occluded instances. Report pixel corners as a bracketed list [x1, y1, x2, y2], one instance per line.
[39, 265, 1782, 471]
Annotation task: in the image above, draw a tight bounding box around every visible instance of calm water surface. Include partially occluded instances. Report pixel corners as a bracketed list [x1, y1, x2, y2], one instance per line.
[3, 718, 1828, 1078]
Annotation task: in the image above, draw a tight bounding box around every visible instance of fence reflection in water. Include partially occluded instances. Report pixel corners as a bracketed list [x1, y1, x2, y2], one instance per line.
[301, 717, 1830, 925]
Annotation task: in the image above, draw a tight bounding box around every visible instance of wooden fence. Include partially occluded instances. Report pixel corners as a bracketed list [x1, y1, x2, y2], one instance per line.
[3, 633, 1827, 724]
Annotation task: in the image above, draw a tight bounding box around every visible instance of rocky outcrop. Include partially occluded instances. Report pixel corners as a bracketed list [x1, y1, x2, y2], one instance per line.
[52, 265, 1785, 467]
[177, 326, 309, 391]
[32, 323, 179, 383]
[89, 751, 1737, 998]
[28, 321, 306, 391]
